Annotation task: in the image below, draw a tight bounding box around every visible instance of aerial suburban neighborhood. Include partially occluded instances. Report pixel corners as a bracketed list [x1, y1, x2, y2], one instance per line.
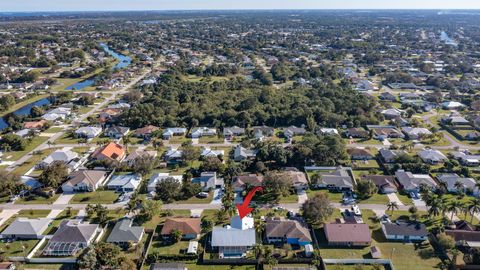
[0, 4, 478, 270]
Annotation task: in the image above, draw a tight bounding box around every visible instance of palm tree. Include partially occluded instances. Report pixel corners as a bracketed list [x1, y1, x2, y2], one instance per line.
[447, 201, 462, 221]
[427, 195, 443, 218]
[386, 202, 399, 215]
[468, 198, 480, 224]
[252, 244, 264, 259]
[122, 135, 131, 154]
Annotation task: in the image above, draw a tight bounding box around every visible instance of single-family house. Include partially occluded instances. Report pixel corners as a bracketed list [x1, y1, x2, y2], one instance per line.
[395, 170, 437, 193]
[38, 148, 79, 169]
[367, 125, 404, 140]
[286, 170, 309, 190]
[233, 145, 257, 161]
[43, 220, 99, 256]
[379, 92, 397, 101]
[223, 126, 245, 140]
[62, 170, 108, 193]
[381, 222, 428, 242]
[232, 174, 264, 192]
[106, 218, 144, 247]
[201, 147, 224, 158]
[91, 142, 126, 162]
[148, 173, 183, 193]
[324, 223, 371, 246]
[252, 126, 274, 139]
[418, 149, 448, 164]
[164, 147, 183, 164]
[161, 218, 201, 240]
[379, 149, 406, 163]
[442, 101, 465, 110]
[134, 125, 160, 140]
[311, 167, 355, 191]
[191, 127, 217, 138]
[402, 127, 433, 140]
[75, 126, 102, 139]
[163, 127, 187, 140]
[23, 120, 48, 130]
[0, 262, 15, 270]
[360, 175, 397, 194]
[0, 218, 51, 239]
[381, 108, 404, 120]
[104, 126, 130, 139]
[284, 126, 306, 139]
[450, 151, 480, 167]
[347, 148, 374, 160]
[265, 218, 312, 246]
[345, 128, 369, 139]
[123, 149, 158, 166]
[320, 128, 339, 136]
[211, 216, 256, 258]
[106, 173, 141, 192]
[437, 173, 479, 196]
[42, 107, 72, 122]
[192, 172, 223, 191]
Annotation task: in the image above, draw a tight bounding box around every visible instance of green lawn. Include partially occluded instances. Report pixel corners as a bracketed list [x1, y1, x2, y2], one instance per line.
[54, 132, 86, 144]
[149, 239, 190, 255]
[351, 160, 380, 169]
[10, 148, 56, 176]
[357, 194, 390, 205]
[17, 209, 51, 218]
[278, 192, 300, 203]
[0, 239, 40, 258]
[2, 136, 50, 162]
[15, 193, 60, 205]
[175, 192, 213, 204]
[307, 189, 343, 203]
[43, 126, 64, 133]
[198, 136, 224, 144]
[316, 210, 442, 270]
[70, 190, 119, 204]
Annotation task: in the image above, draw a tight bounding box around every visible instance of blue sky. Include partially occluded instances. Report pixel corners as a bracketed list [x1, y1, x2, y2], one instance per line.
[2, 0, 480, 12]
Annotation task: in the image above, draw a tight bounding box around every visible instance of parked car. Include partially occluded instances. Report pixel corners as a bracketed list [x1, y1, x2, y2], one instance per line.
[197, 192, 209, 198]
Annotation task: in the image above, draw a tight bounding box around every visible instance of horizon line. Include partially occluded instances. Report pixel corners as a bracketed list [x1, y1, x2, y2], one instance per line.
[1, 8, 480, 13]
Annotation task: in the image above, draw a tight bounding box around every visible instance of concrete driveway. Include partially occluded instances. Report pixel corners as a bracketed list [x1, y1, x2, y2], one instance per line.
[210, 188, 224, 205]
[387, 193, 404, 206]
[297, 189, 308, 204]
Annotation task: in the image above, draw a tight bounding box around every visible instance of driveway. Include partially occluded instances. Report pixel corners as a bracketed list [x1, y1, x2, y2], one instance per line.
[47, 209, 63, 218]
[53, 194, 75, 205]
[387, 193, 404, 206]
[210, 188, 223, 205]
[0, 209, 19, 226]
[297, 189, 308, 204]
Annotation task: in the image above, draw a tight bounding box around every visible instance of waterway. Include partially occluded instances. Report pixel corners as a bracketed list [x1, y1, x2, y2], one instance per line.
[65, 43, 132, 90]
[0, 97, 51, 130]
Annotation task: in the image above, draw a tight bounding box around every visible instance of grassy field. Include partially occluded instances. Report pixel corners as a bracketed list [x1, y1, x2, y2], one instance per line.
[307, 189, 344, 203]
[10, 148, 56, 176]
[15, 193, 60, 205]
[0, 239, 40, 258]
[70, 190, 119, 204]
[175, 192, 213, 204]
[3, 136, 51, 162]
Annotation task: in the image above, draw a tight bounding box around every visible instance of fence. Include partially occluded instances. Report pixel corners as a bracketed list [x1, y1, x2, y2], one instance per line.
[322, 258, 395, 270]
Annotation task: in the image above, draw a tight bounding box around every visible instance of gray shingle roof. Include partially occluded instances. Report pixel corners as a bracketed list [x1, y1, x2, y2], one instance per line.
[50, 220, 98, 243]
[382, 222, 427, 237]
[211, 227, 256, 247]
[106, 218, 144, 243]
[1, 218, 51, 236]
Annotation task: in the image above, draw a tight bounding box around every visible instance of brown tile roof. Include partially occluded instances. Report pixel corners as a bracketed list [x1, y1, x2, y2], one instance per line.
[24, 120, 48, 129]
[347, 148, 373, 158]
[92, 142, 126, 161]
[232, 174, 264, 189]
[445, 230, 480, 243]
[324, 223, 371, 243]
[161, 218, 201, 236]
[67, 170, 107, 186]
[135, 125, 160, 136]
[266, 218, 312, 242]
